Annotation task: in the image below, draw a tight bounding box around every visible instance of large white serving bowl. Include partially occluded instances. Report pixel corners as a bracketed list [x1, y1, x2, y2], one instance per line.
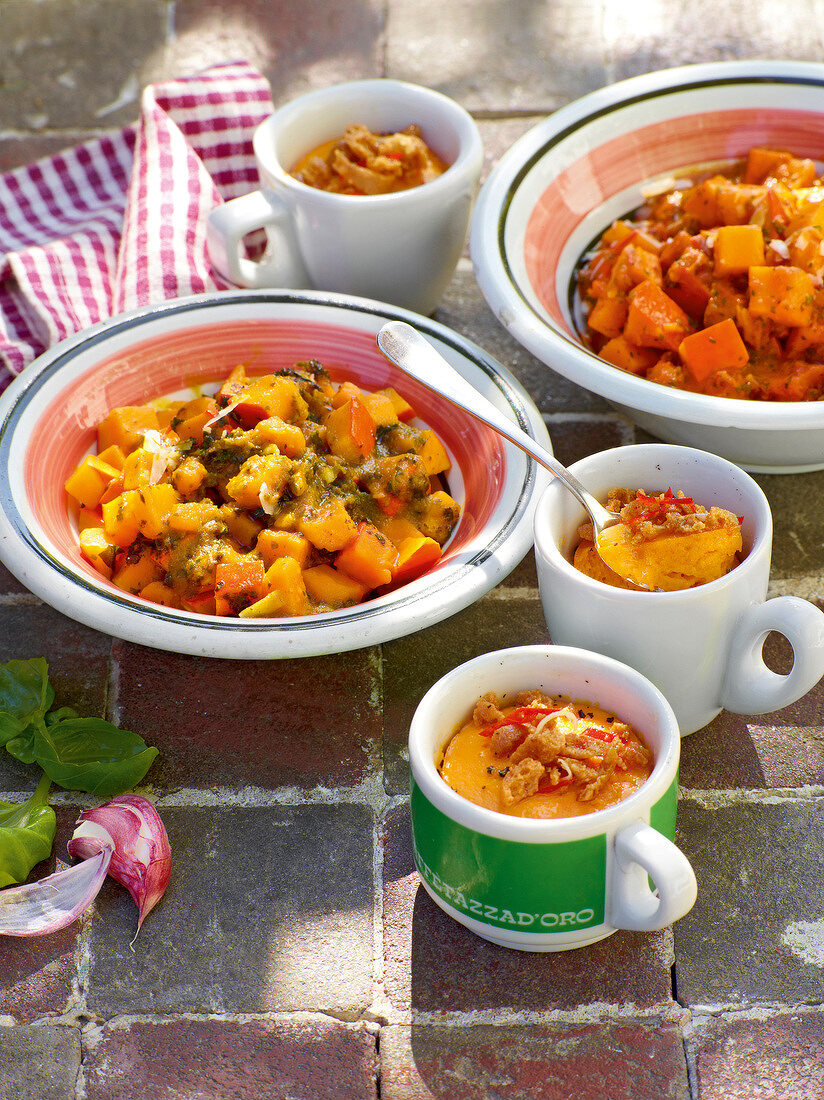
[0, 290, 551, 659]
[470, 60, 824, 473]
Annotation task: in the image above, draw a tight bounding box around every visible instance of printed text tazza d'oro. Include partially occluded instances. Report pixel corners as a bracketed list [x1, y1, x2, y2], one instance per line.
[414, 849, 596, 929]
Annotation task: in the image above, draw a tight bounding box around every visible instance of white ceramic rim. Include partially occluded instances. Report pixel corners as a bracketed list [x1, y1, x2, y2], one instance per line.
[0, 289, 551, 659]
[408, 644, 681, 843]
[257, 78, 484, 205]
[532, 443, 773, 602]
[470, 59, 824, 433]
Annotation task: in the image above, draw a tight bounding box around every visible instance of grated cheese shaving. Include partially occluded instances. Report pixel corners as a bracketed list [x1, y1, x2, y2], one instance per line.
[258, 481, 278, 515]
[203, 399, 242, 430]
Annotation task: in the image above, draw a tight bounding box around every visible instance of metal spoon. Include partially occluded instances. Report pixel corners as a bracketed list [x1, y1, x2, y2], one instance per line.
[376, 320, 646, 588]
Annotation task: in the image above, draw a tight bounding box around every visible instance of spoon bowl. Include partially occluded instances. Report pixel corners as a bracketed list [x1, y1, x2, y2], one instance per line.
[375, 321, 651, 588]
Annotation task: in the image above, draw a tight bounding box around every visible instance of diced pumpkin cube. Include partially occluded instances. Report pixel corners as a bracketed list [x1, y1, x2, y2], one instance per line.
[414, 490, 461, 544]
[388, 535, 442, 587]
[415, 429, 451, 476]
[375, 514, 424, 546]
[79, 526, 117, 578]
[172, 456, 208, 497]
[607, 243, 662, 293]
[624, 280, 695, 351]
[112, 549, 163, 594]
[325, 396, 376, 463]
[372, 386, 415, 421]
[598, 335, 659, 375]
[238, 589, 286, 618]
[713, 224, 765, 276]
[335, 522, 398, 588]
[262, 555, 310, 616]
[587, 295, 629, 338]
[78, 507, 103, 533]
[744, 146, 791, 184]
[168, 499, 221, 533]
[181, 589, 217, 616]
[65, 454, 123, 509]
[297, 496, 358, 551]
[96, 444, 126, 471]
[105, 484, 179, 545]
[97, 406, 160, 455]
[252, 416, 307, 456]
[218, 503, 265, 548]
[216, 362, 249, 403]
[302, 563, 369, 608]
[331, 381, 365, 408]
[748, 265, 815, 327]
[214, 556, 266, 616]
[102, 494, 140, 548]
[255, 529, 312, 568]
[122, 447, 156, 490]
[678, 318, 750, 384]
[139, 580, 183, 609]
[361, 391, 400, 426]
[232, 375, 309, 426]
[226, 452, 291, 512]
[99, 476, 125, 505]
[170, 396, 219, 445]
[131, 483, 180, 539]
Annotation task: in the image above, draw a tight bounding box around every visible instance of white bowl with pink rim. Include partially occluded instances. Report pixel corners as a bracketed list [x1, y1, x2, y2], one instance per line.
[470, 60, 824, 472]
[0, 289, 550, 659]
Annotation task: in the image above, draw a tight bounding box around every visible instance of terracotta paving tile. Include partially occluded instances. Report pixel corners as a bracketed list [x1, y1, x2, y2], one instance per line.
[83, 1016, 378, 1100]
[0, 562, 30, 594]
[0, 1023, 82, 1100]
[0, 0, 168, 130]
[680, 625, 824, 790]
[386, 0, 606, 112]
[169, 0, 385, 104]
[688, 1010, 824, 1100]
[381, 804, 675, 1014]
[85, 805, 375, 1017]
[673, 798, 824, 1006]
[433, 265, 613, 415]
[380, 1019, 690, 1099]
[0, 810, 79, 1022]
[113, 642, 381, 791]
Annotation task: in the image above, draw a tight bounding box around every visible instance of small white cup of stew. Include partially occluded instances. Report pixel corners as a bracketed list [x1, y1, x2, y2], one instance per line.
[408, 644, 697, 952]
[533, 443, 824, 735]
[206, 79, 483, 315]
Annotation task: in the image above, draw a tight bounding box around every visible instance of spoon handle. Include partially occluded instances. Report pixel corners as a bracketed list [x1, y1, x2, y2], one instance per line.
[376, 321, 614, 527]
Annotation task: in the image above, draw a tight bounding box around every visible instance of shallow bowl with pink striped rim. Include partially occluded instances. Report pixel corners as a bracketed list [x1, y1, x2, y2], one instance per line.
[0, 290, 550, 658]
[470, 60, 824, 473]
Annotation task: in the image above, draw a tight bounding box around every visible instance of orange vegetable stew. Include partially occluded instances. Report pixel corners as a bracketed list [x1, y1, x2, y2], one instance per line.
[64, 359, 461, 617]
[437, 690, 653, 819]
[576, 145, 824, 401]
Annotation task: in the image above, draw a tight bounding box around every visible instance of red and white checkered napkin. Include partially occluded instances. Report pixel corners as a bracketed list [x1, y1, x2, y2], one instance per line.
[0, 60, 275, 391]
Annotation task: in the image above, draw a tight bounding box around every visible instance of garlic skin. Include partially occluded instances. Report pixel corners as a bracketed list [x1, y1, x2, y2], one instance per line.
[68, 795, 172, 929]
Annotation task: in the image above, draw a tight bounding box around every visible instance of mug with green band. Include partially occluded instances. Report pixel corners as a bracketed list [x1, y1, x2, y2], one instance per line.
[408, 645, 697, 951]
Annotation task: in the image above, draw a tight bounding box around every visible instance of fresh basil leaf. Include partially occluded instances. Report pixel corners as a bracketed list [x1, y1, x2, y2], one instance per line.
[0, 773, 56, 888]
[0, 658, 54, 746]
[31, 716, 159, 797]
[4, 726, 38, 764]
[45, 707, 79, 725]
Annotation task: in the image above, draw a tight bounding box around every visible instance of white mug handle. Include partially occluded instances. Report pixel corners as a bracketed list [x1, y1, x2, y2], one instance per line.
[608, 820, 697, 931]
[206, 191, 311, 289]
[720, 597, 824, 716]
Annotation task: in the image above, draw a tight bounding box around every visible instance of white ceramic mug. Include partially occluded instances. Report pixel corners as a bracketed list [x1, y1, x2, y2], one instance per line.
[409, 645, 697, 951]
[533, 444, 824, 736]
[206, 79, 483, 315]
